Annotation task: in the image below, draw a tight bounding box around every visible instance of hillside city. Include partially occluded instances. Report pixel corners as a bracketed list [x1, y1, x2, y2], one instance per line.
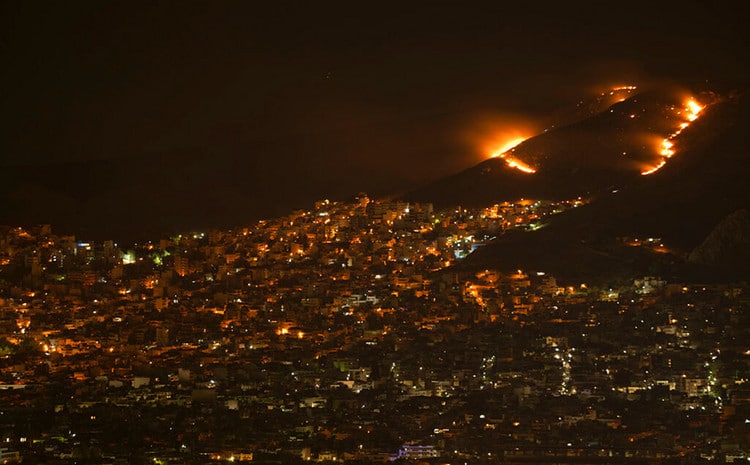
[1, 194, 749, 464]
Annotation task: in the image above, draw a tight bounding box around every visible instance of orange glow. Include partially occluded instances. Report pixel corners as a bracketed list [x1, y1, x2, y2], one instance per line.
[660, 140, 675, 158]
[685, 99, 703, 121]
[641, 96, 706, 175]
[641, 160, 666, 176]
[489, 137, 528, 158]
[488, 133, 536, 174]
[610, 85, 638, 92]
[462, 114, 537, 169]
[593, 84, 638, 104]
[483, 126, 535, 165]
[497, 153, 536, 174]
[593, 84, 638, 97]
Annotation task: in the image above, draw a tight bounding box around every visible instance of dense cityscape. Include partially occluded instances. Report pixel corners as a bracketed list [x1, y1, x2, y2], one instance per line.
[1, 194, 749, 464]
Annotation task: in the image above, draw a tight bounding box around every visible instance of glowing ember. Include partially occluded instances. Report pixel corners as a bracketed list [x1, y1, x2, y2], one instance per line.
[599, 85, 637, 103]
[641, 97, 705, 175]
[499, 154, 536, 174]
[641, 160, 666, 176]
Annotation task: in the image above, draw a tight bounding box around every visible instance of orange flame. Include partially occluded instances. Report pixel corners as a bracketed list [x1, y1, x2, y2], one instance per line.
[489, 137, 528, 158]
[488, 135, 537, 173]
[462, 114, 537, 171]
[641, 160, 666, 176]
[641, 97, 705, 175]
[685, 99, 703, 121]
[495, 152, 536, 174]
[660, 140, 675, 158]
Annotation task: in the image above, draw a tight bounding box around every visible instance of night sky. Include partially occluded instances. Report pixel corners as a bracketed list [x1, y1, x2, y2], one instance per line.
[1, 1, 747, 238]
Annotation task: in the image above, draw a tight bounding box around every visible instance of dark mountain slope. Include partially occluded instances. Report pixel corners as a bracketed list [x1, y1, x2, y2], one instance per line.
[403, 86, 721, 207]
[459, 89, 749, 283]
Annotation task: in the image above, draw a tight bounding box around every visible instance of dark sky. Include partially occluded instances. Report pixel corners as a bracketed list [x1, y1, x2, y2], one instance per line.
[0, 1, 747, 237]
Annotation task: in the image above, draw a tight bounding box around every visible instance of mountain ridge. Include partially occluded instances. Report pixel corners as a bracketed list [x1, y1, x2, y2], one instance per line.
[402, 84, 727, 207]
[454, 88, 750, 283]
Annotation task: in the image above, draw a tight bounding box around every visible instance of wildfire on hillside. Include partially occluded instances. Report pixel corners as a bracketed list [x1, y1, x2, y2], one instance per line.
[641, 97, 705, 175]
[492, 150, 536, 174]
[489, 136, 536, 174]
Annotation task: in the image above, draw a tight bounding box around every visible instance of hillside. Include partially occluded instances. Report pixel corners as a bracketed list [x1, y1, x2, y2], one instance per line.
[403, 85, 723, 206]
[458, 89, 750, 284]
